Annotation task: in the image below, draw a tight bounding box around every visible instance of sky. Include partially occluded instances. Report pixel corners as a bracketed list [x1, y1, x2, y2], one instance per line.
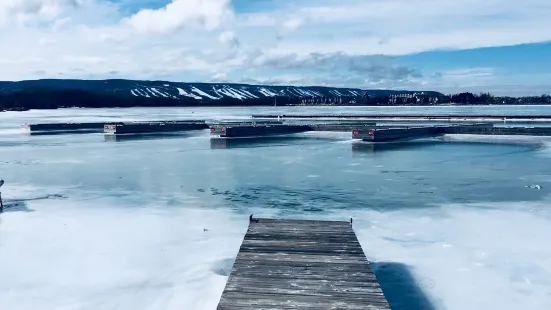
[1, 0, 550, 96]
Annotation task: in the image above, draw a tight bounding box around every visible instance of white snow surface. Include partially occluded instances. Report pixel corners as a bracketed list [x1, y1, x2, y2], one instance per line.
[177, 88, 202, 100]
[123, 84, 367, 100]
[151, 88, 169, 98]
[190, 87, 219, 100]
[258, 88, 277, 97]
[216, 88, 246, 100]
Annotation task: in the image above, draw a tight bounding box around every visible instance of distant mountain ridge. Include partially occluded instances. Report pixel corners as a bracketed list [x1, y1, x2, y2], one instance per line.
[0, 79, 443, 101]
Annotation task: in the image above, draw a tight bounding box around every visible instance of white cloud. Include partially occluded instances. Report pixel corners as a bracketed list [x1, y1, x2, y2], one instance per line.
[124, 0, 233, 34]
[0, 0, 81, 27]
[218, 30, 239, 48]
[234, 0, 551, 56]
[0, 0, 550, 95]
[280, 17, 303, 34]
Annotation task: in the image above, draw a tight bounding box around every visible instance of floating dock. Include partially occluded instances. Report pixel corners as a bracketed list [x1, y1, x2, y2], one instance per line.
[306, 122, 376, 132]
[444, 125, 551, 136]
[252, 114, 551, 122]
[209, 121, 285, 136]
[210, 122, 377, 137]
[207, 120, 284, 126]
[352, 123, 498, 142]
[217, 217, 390, 310]
[212, 124, 311, 138]
[23, 120, 207, 133]
[23, 122, 123, 132]
[352, 123, 551, 142]
[353, 126, 444, 142]
[104, 120, 208, 135]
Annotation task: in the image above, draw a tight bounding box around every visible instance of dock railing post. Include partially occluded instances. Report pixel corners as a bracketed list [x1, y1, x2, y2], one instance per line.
[0, 179, 4, 213]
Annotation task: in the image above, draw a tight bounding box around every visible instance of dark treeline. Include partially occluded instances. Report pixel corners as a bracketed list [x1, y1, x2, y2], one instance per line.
[1, 88, 550, 111]
[352, 92, 551, 106]
[437, 92, 550, 105]
[0, 87, 298, 111]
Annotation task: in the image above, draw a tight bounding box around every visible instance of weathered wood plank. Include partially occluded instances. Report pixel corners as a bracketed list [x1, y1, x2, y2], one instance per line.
[230, 262, 377, 274]
[219, 292, 390, 309]
[216, 218, 391, 310]
[229, 270, 380, 282]
[235, 252, 368, 263]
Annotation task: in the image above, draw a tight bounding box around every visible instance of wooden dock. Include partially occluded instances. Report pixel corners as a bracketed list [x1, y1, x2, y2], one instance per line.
[103, 120, 208, 134]
[217, 217, 390, 310]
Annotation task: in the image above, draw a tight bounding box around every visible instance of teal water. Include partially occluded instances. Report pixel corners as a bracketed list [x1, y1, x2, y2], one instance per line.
[1, 106, 551, 310]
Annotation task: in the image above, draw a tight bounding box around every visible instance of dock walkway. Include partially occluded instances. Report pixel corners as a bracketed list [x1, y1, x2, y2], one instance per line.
[252, 114, 551, 121]
[217, 217, 390, 310]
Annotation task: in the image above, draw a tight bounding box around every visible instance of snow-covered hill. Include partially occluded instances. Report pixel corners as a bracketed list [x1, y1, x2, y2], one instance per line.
[0, 79, 442, 102]
[127, 83, 366, 100]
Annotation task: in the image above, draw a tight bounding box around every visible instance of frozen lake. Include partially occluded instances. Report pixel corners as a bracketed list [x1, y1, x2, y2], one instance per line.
[1, 106, 551, 310]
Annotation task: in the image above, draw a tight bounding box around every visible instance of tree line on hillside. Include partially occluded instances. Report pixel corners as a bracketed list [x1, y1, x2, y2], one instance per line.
[314, 92, 551, 106]
[1, 87, 550, 111]
[355, 92, 551, 106]
[0, 87, 299, 111]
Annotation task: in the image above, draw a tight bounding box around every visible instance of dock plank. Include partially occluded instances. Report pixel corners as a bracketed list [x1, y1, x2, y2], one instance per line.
[216, 218, 390, 309]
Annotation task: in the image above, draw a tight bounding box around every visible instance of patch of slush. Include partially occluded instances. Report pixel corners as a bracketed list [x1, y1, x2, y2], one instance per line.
[349, 200, 551, 310]
[0, 128, 26, 135]
[0, 188, 246, 310]
[295, 131, 352, 140]
[538, 142, 551, 158]
[441, 134, 551, 145]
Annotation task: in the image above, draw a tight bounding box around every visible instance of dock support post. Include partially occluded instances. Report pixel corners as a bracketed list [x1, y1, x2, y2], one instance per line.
[0, 179, 4, 213]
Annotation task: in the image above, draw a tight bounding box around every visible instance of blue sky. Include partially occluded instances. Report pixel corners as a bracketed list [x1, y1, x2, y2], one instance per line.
[0, 0, 550, 96]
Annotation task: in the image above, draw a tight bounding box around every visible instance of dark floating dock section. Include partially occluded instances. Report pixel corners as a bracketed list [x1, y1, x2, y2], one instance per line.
[210, 122, 377, 137]
[353, 126, 445, 142]
[207, 120, 284, 126]
[209, 121, 284, 136]
[217, 217, 390, 310]
[104, 120, 208, 134]
[349, 123, 551, 142]
[212, 124, 311, 138]
[252, 114, 551, 121]
[23, 122, 123, 132]
[352, 123, 551, 142]
[445, 125, 551, 136]
[23, 120, 207, 134]
[307, 122, 376, 132]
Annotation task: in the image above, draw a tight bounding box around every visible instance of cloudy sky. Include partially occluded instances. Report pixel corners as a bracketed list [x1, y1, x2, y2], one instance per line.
[1, 0, 550, 95]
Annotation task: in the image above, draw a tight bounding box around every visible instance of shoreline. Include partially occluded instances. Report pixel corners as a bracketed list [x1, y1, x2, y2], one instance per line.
[3, 103, 551, 112]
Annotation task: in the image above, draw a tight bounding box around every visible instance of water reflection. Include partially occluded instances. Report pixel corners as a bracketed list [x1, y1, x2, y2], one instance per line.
[210, 136, 315, 149]
[351, 141, 440, 155]
[23, 129, 101, 136]
[104, 131, 207, 142]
